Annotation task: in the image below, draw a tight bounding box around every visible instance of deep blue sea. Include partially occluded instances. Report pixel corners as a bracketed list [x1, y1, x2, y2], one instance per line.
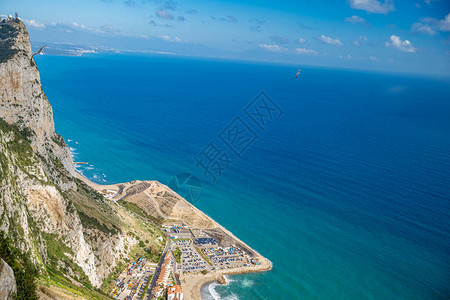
[36, 53, 450, 300]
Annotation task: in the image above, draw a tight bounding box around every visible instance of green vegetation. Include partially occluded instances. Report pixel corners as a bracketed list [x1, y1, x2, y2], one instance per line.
[142, 275, 153, 295]
[118, 200, 164, 224]
[41, 267, 112, 300]
[0, 232, 38, 300]
[41, 232, 91, 286]
[129, 242, 162, 264]
[65, 179, 121, 235]
[172, 247, 182, 264]
[77, 210, 118, 235]
[0, 118, 35, 168]
[195, 246, 212, 266]
[41, 232, 113, 299]
[100, 261, 125, 293]
[171, 238, 190, 242]
[51, 134, 66, 147]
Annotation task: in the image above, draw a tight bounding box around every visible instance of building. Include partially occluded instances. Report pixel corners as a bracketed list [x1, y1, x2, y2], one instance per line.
[167, 285, 183, 300]
[153, 255, 173, 298]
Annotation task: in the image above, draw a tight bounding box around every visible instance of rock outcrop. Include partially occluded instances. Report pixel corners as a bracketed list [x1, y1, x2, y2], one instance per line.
[0, 18, 159, 293]
[0, 18, 75, 190]
[0, 259, 16, 300]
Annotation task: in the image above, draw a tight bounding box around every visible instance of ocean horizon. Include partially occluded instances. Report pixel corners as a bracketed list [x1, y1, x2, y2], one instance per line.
[37, 53, 450, 299]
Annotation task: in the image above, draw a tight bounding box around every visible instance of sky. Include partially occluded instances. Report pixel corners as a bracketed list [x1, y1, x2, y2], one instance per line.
[1, 0, 450, 76]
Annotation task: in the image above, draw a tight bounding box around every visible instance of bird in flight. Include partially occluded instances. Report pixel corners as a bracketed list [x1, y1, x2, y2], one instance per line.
[295, 68, 301, 79]
[32, 45, 47, 58]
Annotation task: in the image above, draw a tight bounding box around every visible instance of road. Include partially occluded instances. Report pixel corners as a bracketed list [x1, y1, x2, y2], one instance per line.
[112, 183, 175, 299]
[143, 238, 171, 300]
[134, 268, 153, 300]
[169, 250, 181, 286]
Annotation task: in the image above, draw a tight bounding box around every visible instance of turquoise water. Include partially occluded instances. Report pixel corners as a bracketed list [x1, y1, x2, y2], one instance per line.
[37, 54, 450, 299]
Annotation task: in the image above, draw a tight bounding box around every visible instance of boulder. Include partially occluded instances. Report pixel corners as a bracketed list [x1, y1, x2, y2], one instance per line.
[0, 259, 17, 300]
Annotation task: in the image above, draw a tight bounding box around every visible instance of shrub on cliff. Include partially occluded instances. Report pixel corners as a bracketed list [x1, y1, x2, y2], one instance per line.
[0, 233, 38, 300]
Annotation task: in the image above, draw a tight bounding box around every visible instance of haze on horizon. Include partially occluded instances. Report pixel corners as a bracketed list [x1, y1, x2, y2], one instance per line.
[1, 0, 450, 76]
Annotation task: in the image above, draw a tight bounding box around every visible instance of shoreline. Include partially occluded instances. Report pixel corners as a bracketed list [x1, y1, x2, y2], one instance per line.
[75, 171, 272, 299]
[182, 259, 272, 300]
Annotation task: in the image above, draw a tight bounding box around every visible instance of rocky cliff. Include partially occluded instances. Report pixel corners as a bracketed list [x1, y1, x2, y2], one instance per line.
[0, 18, 165, 298]
[0, 19, 75, 190]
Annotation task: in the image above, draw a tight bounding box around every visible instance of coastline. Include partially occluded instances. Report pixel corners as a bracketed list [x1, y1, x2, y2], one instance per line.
[75, 171, 272, 299]
[183, 262, 272, 300]
[181, 258, 272, 300]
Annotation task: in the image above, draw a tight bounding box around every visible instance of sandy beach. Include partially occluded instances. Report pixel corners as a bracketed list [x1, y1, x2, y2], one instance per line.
[182, 259, 272, 300]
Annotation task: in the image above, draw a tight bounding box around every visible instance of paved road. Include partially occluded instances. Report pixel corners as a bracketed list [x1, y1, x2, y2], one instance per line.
[134, 269, 153, 300]
[143, 239, 171, 300]
[169, 250, 181, 286]
[115, 184, 175, 300]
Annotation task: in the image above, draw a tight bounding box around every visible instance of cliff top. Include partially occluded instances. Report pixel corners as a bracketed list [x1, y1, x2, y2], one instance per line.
[0, 19, 27, 64]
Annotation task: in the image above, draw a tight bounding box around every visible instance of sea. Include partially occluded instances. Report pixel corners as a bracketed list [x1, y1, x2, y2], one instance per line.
[36, 53, 450, 300]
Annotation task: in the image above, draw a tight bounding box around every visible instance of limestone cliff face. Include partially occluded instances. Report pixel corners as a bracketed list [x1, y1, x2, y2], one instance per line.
[0, 19, 75, 190]
[0, 19, 136, 289]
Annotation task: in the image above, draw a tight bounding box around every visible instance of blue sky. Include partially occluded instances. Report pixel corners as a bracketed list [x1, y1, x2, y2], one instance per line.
[1, 0, 450, 75]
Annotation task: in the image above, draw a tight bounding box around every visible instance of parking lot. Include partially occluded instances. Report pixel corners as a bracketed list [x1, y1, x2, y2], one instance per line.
[199, 245, 251, 270]
[172, 239, 210, 273]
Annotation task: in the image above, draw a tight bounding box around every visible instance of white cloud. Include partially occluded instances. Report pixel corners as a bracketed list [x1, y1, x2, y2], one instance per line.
[369, 56, 377, 60]
[295, 48, 318, 55]
[385, 35, 417, 53]
[100, 24, 120, 33]
[345, 15, 367, 24]
[353, 35, 368, 46]
[338, 54, 352, 59]
[348, 0, 395, 14]
[23, 19, 45, 29]
[318, 35, 343, 46]
[70, 22, 89, 30]
[412, 13, 450, 35]
[159, 35, 171, 41]
[440, 13, 450, 31]
[412, 22, 436, 35]
[158, 35, 183, 42]
[258, 44, 288, 52]
[156, 9, 174, 20]
[297, 38, 306, 43]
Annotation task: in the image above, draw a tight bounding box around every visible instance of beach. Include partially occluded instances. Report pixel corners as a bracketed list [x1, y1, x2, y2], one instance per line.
[76, 171, 272, 299]
[182, 261, 272, 300]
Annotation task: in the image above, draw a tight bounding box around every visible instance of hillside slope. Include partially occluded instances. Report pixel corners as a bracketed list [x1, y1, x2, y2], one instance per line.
[0, 18, 165, 299]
